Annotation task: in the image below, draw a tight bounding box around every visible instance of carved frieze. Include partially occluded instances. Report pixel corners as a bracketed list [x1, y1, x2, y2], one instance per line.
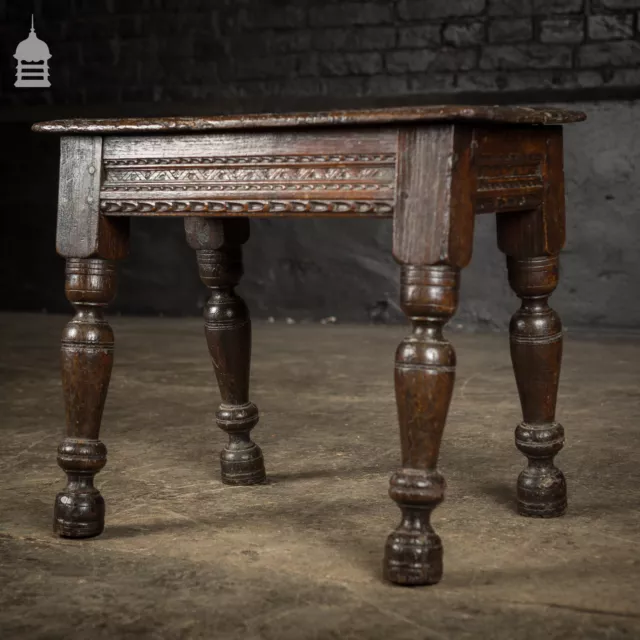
[100, 154, 396, 216]
[475, 153, 545, 214]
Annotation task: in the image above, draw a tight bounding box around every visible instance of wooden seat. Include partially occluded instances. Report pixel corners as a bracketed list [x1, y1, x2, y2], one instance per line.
[35, 104, 585, 586]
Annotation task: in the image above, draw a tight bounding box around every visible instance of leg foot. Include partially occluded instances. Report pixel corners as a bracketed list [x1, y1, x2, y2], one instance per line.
[54, 440, 106, 538]
[218, 402, 266, 485]
[516, 422, 567, 517]
[384, 469, 444, 585]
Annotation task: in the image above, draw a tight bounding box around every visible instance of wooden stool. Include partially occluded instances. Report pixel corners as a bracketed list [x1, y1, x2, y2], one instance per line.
[34, 105, 585, 586]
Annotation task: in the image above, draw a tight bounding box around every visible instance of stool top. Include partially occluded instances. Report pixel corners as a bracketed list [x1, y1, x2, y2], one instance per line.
[33, 105, 585, 135]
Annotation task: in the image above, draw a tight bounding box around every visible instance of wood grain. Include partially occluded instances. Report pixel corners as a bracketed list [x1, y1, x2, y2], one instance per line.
[54, 258, 117, 538]
[56, 136, 129, 259]
[185, 217, 266, 485]
[393, 124, 475, 268]
[33, 105, 585, 135]
[491, 126, 566, 256]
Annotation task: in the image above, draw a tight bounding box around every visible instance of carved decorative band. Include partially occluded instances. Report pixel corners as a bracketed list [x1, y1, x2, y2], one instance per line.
[66, 258, 116, 277]
[388, 469, 445, 505]
[100, 199, 394, 216]
[477, 177, 542, 193]
[104, 154, 396, 167]
[475, 153, 544, 213]
[216, 402, 259, 434]
[61, 341, 115, 351]
[511, 255, 559, 272]
[102, 154, 395, 197]
[476, 194, 543, 214]
[515, 422, 565, 455]
[102, 182, 387, 193]
[205, 318, 249, 331]
[400, 265, 459, 289]
[58, 439, 107, 462]
[511, 331, 563, 346]
[396, 363, 456, 373]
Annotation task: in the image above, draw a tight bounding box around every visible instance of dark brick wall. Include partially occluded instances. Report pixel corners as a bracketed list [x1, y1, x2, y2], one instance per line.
[2, 0, 640, 114]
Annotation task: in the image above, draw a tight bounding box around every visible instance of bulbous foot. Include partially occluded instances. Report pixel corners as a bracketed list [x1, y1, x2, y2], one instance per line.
[53, 488, 105, 538]
[217, 402, 266, 485]
[517, 466, 567, 517]
[383, 528, 443, 586]
[515, 421, 567, 517]
[220, 442, 266, 485]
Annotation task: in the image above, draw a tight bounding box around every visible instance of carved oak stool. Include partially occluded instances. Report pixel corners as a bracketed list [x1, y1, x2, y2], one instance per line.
[34, 105, 585, 585]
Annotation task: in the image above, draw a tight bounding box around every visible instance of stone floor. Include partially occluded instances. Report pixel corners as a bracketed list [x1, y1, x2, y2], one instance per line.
[1, 313, 639, 639]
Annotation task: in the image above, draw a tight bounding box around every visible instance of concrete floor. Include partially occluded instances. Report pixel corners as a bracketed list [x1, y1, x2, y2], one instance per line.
[1, 313, 639, 639]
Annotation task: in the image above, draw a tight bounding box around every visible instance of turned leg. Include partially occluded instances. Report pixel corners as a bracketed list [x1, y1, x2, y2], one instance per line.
[384, 265, 459, 585]
[185, 217, 265, 485]
[507, 255, 566, 517]
[54, 258, 117, 538]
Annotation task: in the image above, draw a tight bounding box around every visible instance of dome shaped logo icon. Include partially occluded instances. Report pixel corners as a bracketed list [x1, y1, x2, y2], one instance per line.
[14, 15, 52, 88]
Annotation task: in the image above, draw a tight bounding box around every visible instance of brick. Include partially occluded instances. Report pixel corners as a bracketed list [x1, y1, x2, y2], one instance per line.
[443, 21, 485, 46]
[398, 0, 485, 20]
[430, 49, 478, 70]
[398, 24, 441, 48]
[268, 30, 313, 54]
[539, 17, 585, 43]
[386, 50, 436, 73]
[455, 70, 509, 91]
[408, 72, 457, 92]
[488, 18, 533, 42]
[311, 27, 396, 51]
[240, 6, 306, 29]
[309, 3, 392, 27]
[235, 54, 298, 80]
[578, 40, 640, 66]
[317, 52, 383, 76]
[321, 76, 366, 97]
[364, 74, 411, 96]
[480, 44, 573, 69]
[487, 0, 533, 16]
[532, 0, 584, 13]
[588, 15, 634, 40]
[456, 68, 603, 91]
[386, 48, 477, 73]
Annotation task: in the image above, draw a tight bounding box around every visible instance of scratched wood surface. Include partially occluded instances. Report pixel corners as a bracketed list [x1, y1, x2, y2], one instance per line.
[33, 105, 585, 134]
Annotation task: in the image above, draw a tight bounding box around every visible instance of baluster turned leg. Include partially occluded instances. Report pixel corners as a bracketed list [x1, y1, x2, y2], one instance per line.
[384, 265, 459, 585]
[54, 258, 116, 538]
[507, 255, 566, 517]
[185, 218, 266, 485]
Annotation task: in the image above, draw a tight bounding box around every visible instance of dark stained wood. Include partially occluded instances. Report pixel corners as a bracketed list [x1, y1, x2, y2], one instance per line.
[491, 126, 566, 255]
[32, 105, 585, 135]
[56, 136, 129, 259]
[37, 104, 583, 585]
[386, 124, 476, 585]
[99, 129, 397, 218]
[494, 126, 568, 517]
[384, 265, 460, 586]
[54, 258, 116, 538]
[185, 217, 266, 485]
[503, 256, 567, 517]
[393, 124, 475, 267]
